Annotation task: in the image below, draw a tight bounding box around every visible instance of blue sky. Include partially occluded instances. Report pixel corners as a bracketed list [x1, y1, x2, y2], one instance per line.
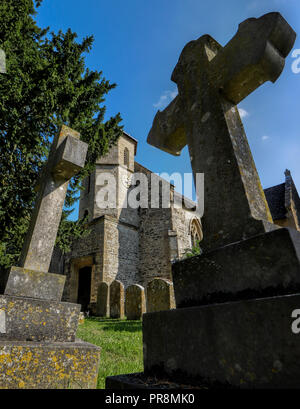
[36, 0, 300, 219]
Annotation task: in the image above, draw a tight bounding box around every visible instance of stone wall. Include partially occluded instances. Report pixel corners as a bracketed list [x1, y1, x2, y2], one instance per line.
[138, 206, 173, 285]
[171, 206, 199, 259]
[62, 218, 105, 303]
[102, 217, 139, 288]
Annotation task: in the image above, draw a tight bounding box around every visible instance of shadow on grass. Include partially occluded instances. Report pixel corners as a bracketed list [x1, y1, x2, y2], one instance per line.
[87, 317, 142, 333]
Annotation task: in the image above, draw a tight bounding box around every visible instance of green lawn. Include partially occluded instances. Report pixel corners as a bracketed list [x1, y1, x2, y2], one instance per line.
[76, 317, 143, 389]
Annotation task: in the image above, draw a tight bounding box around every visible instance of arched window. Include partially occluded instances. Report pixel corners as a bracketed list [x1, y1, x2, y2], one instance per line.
[124, 148, 129, 168]
[190, 218, 203, 247]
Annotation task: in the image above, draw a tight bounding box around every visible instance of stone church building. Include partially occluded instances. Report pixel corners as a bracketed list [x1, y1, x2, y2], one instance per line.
[50, 132, 300, 313]
[51, 132, 202, 312]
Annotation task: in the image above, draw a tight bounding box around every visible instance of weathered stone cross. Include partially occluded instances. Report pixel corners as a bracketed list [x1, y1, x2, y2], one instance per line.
[18, 125, 88, 272]
[147, 12, 296, 251]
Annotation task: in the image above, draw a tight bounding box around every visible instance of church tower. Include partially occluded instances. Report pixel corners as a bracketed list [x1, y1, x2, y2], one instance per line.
[79, 131, 138, 222]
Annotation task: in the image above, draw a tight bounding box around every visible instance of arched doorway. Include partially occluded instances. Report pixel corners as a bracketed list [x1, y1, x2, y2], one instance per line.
[77, 266, 92, 312]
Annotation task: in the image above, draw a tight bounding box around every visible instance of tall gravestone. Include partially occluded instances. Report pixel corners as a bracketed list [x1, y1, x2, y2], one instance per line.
[126, 284, 146, 320]
[110, 280, 125, 319]
[0, 56, 100, 389]
[106, 13, 300, 389]
[146, 278, 175, 313]
[96, 282, 110, 317]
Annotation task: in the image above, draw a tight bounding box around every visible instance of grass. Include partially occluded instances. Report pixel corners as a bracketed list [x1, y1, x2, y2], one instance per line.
[76, 317, 143, 389]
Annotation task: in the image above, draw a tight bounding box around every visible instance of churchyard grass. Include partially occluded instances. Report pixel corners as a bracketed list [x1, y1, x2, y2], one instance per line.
[76, 317, 143, 389]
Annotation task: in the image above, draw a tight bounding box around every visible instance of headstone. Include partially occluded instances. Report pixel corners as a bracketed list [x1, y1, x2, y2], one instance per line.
[0, 121, 100, 387]
[126, 284, 146, 320]
[146, 278, 175, 313]
[110, 280, 125, 319]
[106, 13, 300, 389]
[96, 282, 110, 317]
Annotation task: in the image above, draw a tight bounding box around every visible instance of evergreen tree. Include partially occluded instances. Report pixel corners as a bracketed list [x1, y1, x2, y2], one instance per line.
[0, 0, 123, 268]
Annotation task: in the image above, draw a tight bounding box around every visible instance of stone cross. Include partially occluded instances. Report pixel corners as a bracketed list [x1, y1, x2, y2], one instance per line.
[147, 12, 296, 251]
[18, 125, 88, 272]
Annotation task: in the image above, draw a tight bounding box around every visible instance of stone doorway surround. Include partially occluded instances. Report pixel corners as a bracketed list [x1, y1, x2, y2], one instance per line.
[68, 255, 95, 306]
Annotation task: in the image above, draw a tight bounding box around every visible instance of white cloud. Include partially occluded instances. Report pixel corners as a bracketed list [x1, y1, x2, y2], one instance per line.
[153, 89, 178, 110]
[238, 108, 249, 119]
[262, 135, 270, 141]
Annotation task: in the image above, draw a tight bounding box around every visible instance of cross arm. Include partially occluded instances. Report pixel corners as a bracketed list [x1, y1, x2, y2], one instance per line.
[147, 95, 187, 156]
[52, 133, 88, 181]
[210, 12, 296, 104]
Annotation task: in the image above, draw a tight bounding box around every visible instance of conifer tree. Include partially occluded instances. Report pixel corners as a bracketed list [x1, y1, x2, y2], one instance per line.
[0, 0, 123, 268]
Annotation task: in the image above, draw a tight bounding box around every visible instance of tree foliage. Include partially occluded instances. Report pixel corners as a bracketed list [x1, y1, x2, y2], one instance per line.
[183, 240, 203, 259]
[0, 0, 123, 268]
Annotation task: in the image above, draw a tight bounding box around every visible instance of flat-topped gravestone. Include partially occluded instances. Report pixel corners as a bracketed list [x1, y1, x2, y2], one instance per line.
[96, 282, 110, 317]
[146, 278, 175, 313]
[110, 280, 125, 319]
[148, 12, 296, 252]
[126, 284, 146, 320]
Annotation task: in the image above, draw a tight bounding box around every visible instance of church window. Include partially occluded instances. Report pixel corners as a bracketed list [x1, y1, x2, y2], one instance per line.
[124, 148, 129, 168]
[190, 218, 202, 247]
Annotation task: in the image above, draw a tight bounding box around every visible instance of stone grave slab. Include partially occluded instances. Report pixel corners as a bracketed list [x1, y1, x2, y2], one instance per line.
[173, 227, 300, 308]
[0, 295, 80, 342]
[5, 266, 65, 301]
[0, 340, 100, 389]
[142, 294, 300, 388]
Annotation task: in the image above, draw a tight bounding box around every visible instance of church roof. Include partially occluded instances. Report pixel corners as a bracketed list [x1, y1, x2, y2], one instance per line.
[123, 131, 138, 155]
